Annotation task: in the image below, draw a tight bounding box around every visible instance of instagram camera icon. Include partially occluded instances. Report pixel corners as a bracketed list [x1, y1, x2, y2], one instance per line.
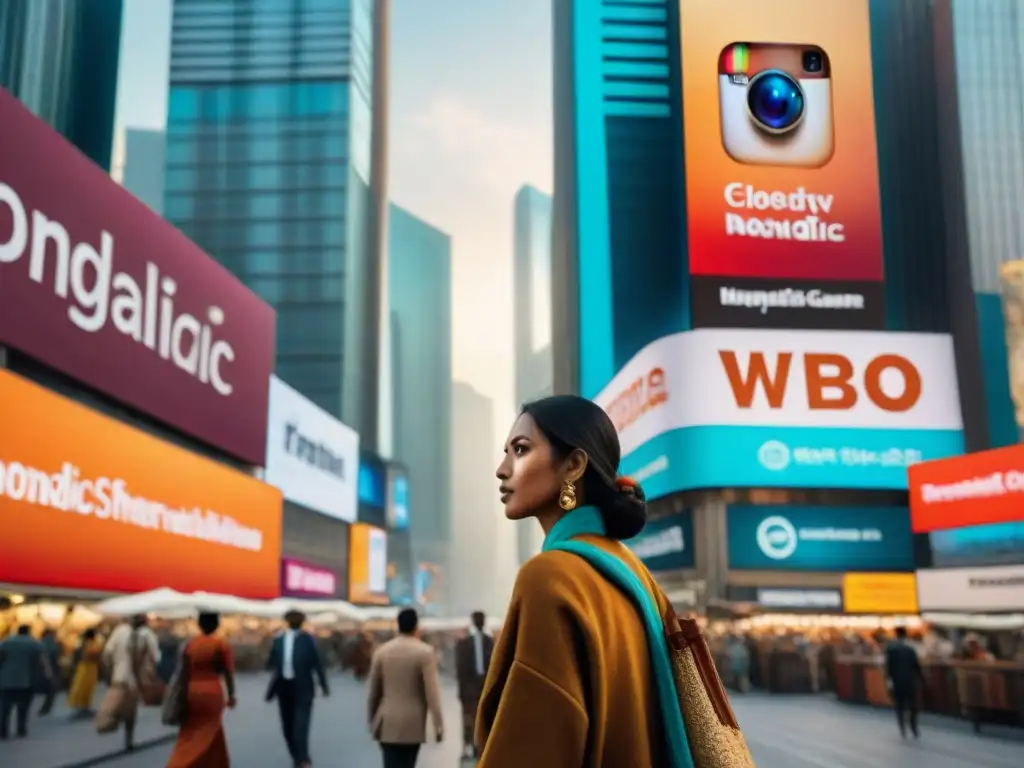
[718, 42, 835, 168]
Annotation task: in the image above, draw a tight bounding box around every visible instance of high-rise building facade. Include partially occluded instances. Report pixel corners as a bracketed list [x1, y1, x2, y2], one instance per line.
[513, 185, 555, 403]
[122, 129, 167, 216]
[163, 0, 390, 443]
[450, 382, 504, 616]
[945, 0, 1023, 447]
[388, 202, 453, 589]
[512, 185, 553, 564]
[0, 0, 123, 171]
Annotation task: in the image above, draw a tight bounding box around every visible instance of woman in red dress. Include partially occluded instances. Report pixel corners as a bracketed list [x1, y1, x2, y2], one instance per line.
[167, 612, 236, 767]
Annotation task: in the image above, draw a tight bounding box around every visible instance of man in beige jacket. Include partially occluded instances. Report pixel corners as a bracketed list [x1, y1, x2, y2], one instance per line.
[367, 608, 444, 768]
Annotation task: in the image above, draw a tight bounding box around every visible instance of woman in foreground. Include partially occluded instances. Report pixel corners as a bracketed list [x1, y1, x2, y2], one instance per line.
[166, 612, 236, 768]
[476, 394, 679, 767]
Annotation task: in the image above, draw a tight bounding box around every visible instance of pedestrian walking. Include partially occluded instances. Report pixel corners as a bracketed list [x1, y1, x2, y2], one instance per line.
[96, 614, 162, 752]
[266, 610, 329, 768]
[67, 628, 103, 717]
[367, 607, 444, 768]
[885, 626, 926, 739]
[0, 625, 49, 740]
[37, 628, 62, 715]
[166, 612, 236, 767]
[455, 611, 494, 760]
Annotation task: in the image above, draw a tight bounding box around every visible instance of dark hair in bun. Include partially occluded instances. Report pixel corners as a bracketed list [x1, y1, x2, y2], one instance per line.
[521, 395, 648, 540]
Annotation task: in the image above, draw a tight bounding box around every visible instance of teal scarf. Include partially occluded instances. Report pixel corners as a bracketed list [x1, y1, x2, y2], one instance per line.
[543, 506, 695, 768]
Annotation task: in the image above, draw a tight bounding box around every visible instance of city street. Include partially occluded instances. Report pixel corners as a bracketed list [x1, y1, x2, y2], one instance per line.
[70, 675, 1024, 768]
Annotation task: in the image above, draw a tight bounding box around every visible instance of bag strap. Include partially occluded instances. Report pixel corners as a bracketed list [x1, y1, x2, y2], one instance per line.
[662, 608, 740, 730]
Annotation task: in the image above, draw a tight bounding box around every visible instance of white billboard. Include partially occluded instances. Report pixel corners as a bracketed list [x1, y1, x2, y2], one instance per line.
[592, 329, 965, 497]
[265, 376, 359, 522]
[916, 565, 1024, 612]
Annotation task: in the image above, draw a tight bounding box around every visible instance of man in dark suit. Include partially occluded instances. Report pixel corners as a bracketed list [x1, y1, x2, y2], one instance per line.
[454, 611, 494, 759]
[267, 610, 330, 768]
[885, 626, 926, 739]
[0, 625, 49, 740]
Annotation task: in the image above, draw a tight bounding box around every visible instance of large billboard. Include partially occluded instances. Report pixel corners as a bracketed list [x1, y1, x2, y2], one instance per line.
[909, 446, 1024, 612]
[726, 505, 914, 572]
[596, 328, 963, 497]
[0, 370, 282, 597]
[908, 443, 1024, 533]
[264, 376, 359, 523]
[680, 0, 885, 329]
[0, 89, 276, 465]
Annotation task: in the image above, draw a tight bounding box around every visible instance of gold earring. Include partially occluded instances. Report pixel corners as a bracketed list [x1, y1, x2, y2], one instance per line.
[559, 480, 577, 511]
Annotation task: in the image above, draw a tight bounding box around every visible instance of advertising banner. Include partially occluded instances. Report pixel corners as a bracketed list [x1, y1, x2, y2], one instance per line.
[264, 376, 359, 523]
[280, 557, 338, 599]
[596, 328, 963, 497]
[928, 521, 1024, 570]
[679, 0, 885, 329]
[908, 444, 1024, 533]
[842, 573, 918, 614]
[349, 522, 388, 605]
[750, 587, 843, 611]
[358, 451, 387, 528]
[0, 370, 282, 597]
[386, 463, 410, 531]
[726, 505, 914, 572]
[624, 511, 694, 572]
[916, 565, 1024, 612]
[0, 90, 276, 465]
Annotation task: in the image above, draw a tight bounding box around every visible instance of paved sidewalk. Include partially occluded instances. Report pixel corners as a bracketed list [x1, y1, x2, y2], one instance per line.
[8, 673, 1022, 768]
[0, 677, 266, 768]
[110, 679, 1022, 768]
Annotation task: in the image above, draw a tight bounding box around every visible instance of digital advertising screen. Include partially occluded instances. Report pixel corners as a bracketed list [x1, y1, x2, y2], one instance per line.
[726, 505, 915, 573]
[0, 370, 282, 598]
[679, 0, 885, 330]
[596, 328, 964, 497]
[348, 523, 389, 605]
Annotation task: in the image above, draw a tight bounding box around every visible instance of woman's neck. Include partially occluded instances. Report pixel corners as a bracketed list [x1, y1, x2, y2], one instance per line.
[536, 506, 563, 536]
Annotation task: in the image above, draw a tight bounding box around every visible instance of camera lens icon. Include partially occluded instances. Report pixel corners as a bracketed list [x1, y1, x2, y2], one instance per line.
[746, 69, 805, 135]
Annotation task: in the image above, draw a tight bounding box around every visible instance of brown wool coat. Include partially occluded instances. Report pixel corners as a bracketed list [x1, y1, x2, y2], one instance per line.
[475, 534, 672, 767]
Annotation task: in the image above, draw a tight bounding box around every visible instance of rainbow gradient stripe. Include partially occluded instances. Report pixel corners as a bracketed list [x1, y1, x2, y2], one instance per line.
[722, 43, 749, 74]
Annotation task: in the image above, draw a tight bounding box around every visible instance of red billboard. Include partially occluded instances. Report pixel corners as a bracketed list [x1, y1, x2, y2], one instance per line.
[0, 88, 275, 465]
[908, 444, 1024, 533]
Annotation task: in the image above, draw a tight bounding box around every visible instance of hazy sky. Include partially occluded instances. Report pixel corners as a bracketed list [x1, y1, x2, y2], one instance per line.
[113, 0, 553, 448]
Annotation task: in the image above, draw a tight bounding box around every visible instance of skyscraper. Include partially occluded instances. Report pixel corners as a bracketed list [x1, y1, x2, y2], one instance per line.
[450, 382, 505, 616]
[163, 0, 390, 444]
[513, 185, 553, 564]
[0, 0, 123, 171]
[122, 129, 166, 216]
[944, 0, 1023, 447]
[388, 202, 452, 589]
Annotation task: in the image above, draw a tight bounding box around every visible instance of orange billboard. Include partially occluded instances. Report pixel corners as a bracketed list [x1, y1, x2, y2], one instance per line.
[349, 522, 389, 605]
[908, 444, 1024, 534]
[0, 371, 282, 598]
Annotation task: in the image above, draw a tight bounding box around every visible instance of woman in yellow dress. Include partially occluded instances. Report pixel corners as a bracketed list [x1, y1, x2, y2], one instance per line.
[67, 628, 102, 717]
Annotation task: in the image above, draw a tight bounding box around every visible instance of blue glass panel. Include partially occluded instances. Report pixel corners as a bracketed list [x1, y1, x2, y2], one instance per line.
[167, 87, 198, 121]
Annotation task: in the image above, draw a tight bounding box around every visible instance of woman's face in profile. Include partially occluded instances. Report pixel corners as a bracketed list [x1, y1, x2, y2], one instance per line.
[496, 412, 561, 521]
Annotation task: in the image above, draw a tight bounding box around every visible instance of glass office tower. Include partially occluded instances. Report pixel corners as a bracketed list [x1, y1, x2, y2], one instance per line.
[0, 0, 123, 171]
[388, 203, 452, 585]
[164, 0, 389, 440]
[513, 185, 553, 564]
